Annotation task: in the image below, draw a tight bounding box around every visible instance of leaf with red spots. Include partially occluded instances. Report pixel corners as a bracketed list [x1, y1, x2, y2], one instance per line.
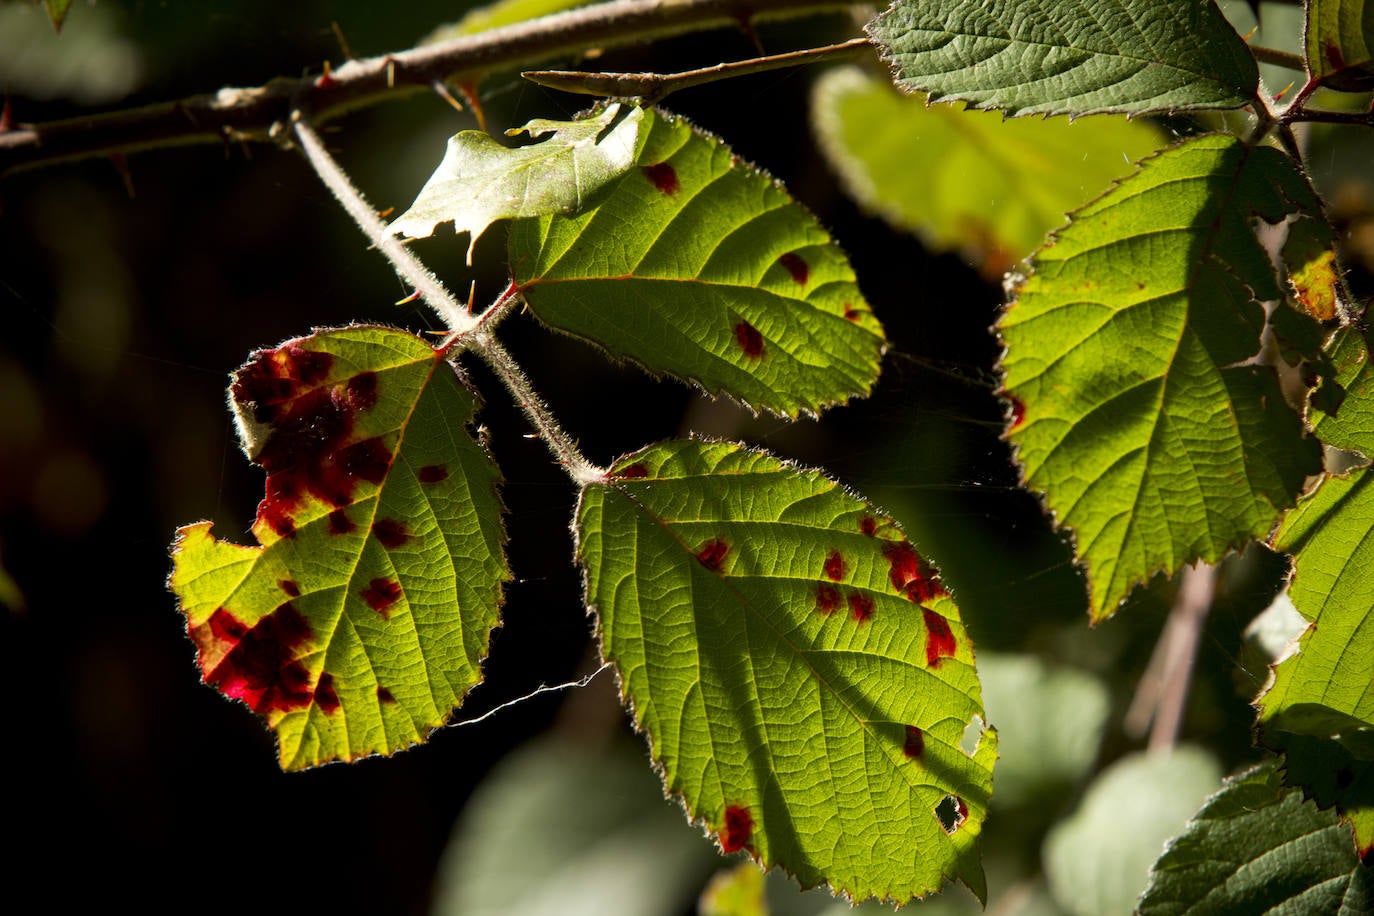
[508, 107, 885, 418]
[577, 439, 996, 903]
[998, 135, 1327, 622]
[169, 326, 509, 769]
[389, 102, 644, 262]
[1305, 0, 1374, 91]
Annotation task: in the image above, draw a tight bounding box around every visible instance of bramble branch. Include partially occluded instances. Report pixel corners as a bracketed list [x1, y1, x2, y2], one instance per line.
[0, 0, 854, 177]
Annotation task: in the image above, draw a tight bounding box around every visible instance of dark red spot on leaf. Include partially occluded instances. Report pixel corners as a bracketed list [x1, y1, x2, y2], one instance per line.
[844, 303, 860, 321]
[641, 162, 679, 195]
[883, 541, 946, 603]
[823, 550, 844, 582]
[1007, 395, 1026, 430]
[417, 464, 449, 484]
[1360, 841, 1372, 867]
[924, 608, 957, 667]
[314, 672, 341, 713]
[816, 584, 840, 615]
[377, 686, 395, 704]
[372, 518, 411, 549]
[616, 463, 649, 479]
[779, 251, 808, 285]
[722, 805, 753, 853]
[696, 539, 729, 572]
[1325, 40, 1346, 71]
[329, 508, 355, 535]
[278, 579, 301, 597]
[904, 725, 924, 759]
[849, 592, 874, 623]
[194, 603, 315, 714]
[734, 321, 764, 358]
[346, 371, 378, 410]
[361, 578, 403, 617]
[860, 515, 878, 537]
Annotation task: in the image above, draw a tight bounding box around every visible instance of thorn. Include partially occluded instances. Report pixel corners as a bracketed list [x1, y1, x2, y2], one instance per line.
[431, 80, 467, 113]
[315, 60, 338, 89]
[736, 14, 764, 55]
[457, 82, 487, 133]
[1274, 81, 1295, 101]
[376, 205, 395, 219]
[466, 281, 477, 313]
[0, 92, 12, 133]
[109, 153, 135, 199]
[330, 21, 356, 61]
[395, 290, 422, 306]
[1242, 26, 1258, 43]
[383, 56, 396, 89]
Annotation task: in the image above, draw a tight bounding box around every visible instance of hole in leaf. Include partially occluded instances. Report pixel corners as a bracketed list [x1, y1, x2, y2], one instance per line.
[960, 715, 984, 756]
[935, 795, 968, 834]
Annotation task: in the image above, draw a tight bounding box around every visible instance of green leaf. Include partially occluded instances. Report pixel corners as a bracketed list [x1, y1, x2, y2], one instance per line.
[423, 0, 603, 42]
[509, 107, 885, 418]
[998, 134, 1324, 621]
[1139, 760, 1371, 915]
[1311, 326, 1374, 455]
[43, 0, 71, 32]
[811, 66, 1163, 276]
[431, 738, 718, 916]
[168, 327, 508, 769]
[1043, 748, 1222, 916]
[977, 652, 1110, 809]
[1306, 0, 1374, 91]
[390, 102, 644, 262]
[577, 440, 996, 903]
[700, 863, 770, 916]
[866, 0, 1259, 117]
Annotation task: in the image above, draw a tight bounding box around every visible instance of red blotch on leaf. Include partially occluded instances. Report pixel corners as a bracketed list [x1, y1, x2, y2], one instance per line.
[849, 592, 874, 623]
[722, 805, 753, 853]
[860, 515, 878, 537]
[329, 508, 356, 535]
[923, 608, 957, 667]
[734, 321, 764, 358]
[883, 541, 946, 603]
[641, 162, 680, 195]
[278, 579, 301, 597]
[314, 672, 341, 714]
[346, 371, 378, 410]
[696, 539, 729, 572]
[616, 463, 649, 479]
[193, 603, 315, 714]
[779, 251, 809, 285]
[1325, 40, 1346, 71]
[816, 584, 841, 615]
[844, 303, 860, 321]
[417, 464, 449, 484]
[1007, 395, 1026, 431]
[361, 578, 403, 617]
[904, 725, 924, 759]
[823, 549, 845, 582]
[377, 686, 396, 704]
[372, 518, 411, 549]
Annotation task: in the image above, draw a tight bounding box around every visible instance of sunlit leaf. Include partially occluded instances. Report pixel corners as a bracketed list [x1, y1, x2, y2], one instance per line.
[866, 0, 1259, 117]
[390, 103, 644, 262]
[509, 107, 885, 418]
[1311, 325, 1374, 455]
[577, 440, 996, 903]
[998, 134, 1325, 621]
[1140, 760, 1371, 914]
[1043, 748, 1222, 916]
[811, 66, 1163, 276]
[1306, 0, 1374, 91]
[169, 327, 508, 769]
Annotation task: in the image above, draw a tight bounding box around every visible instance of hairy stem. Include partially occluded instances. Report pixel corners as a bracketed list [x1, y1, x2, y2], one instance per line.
[0, 0, 855, 176]
[1249, 44, 1306, 72]
[293, 118, 476, 334]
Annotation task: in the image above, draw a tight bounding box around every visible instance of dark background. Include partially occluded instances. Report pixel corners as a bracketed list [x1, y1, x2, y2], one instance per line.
[6, 2, 1356, 912]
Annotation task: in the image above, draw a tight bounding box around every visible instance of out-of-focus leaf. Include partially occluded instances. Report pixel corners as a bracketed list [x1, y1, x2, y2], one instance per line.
[999, 134, 1325, 621]
[510, 107, 884, 418]
[432, 738, 719, 916]
[1140, 760, 1372, 914]
[169, 327, 508, 769]
[700, 863, 769, 916]
[866, 0, 1259, 117]
[811, 66, 1163, 276]
[423, 0, 603, 42]
[0, 3, 140, 103]
[1043, 748, 1222, 916]
[390, 103, 643, 262]
[578, 440, 996, 904]
[1306, 0, 1374, 91]
[44, 0, 71, 31]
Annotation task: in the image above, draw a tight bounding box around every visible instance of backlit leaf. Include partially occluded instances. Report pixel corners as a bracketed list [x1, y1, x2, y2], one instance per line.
[390, 103, 643, 262]
[44, 0, 71, 32]
[1306, 0, 1374, 91]
[509, 107, 885, 418]
[866, 0, 1259, 117]
[423, 0, 603, 42]
[811, 66, 1162, 276]
[998, 134, 1324, 621]
[169, 327, 508, 769]
[1139, 760, 1371, 914]
[577, 440, 996, 903]
[1311, 325, 1374, 455]
[700, 863, 769, 916]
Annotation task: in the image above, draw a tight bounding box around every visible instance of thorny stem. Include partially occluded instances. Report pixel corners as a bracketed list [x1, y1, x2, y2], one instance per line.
[293, 115, 598, 485]
[293, 117, 477, 334]
[0, 0, 856, 177]
[524, 37, 873, 103]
